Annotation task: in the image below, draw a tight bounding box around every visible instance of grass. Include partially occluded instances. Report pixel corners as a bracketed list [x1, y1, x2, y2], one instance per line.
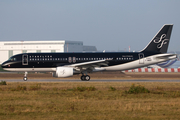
[0, 82, 180, 120]
[73, 86, 96, 92]
[0, 80, 7, 85]
[126, 84, 150, 94]
[109, 86, 116, 91]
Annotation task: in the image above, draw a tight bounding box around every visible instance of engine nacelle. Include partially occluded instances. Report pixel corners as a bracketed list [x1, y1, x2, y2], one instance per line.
[54, 67, 73, 77]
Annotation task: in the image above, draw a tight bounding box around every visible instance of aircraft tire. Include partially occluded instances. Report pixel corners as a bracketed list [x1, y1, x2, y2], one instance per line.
[81, 75, 85, 81]
[23, 77, 28, 81]
[81, 75, 90, 81]
[85, 75, 90, 81]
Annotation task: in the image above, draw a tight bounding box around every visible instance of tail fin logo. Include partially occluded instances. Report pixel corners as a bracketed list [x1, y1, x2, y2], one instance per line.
[153, 34, 169, 49]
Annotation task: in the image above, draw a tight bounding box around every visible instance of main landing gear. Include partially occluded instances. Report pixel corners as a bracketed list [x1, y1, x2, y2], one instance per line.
[23, 72, 28, 81]
[81, 75, 90, 81]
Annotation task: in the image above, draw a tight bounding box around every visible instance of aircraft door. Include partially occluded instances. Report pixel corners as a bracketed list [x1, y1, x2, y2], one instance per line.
[68, 57, 76, 63]
[22, 54, 28, 65]
[139, 53, 144, 64]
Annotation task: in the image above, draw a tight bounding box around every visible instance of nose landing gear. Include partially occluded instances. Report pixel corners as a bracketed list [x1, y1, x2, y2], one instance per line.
[23, 72, 28, 81]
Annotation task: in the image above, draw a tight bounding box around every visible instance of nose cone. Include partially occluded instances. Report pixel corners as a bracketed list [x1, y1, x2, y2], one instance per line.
[1, 61, 8, 68]
[1, 61, 10, 72]
[1, 62, 5, 67]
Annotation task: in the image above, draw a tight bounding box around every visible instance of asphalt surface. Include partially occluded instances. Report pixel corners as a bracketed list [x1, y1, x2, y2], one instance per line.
[2, 79, 180, 82]
[1, 72, 180, 82]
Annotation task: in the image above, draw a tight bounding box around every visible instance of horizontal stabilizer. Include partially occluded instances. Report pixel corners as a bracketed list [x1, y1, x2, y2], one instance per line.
[156, 54, 177, 59]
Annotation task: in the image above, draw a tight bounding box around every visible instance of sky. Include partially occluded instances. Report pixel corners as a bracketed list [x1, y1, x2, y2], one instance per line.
[0, 0, 180, 52]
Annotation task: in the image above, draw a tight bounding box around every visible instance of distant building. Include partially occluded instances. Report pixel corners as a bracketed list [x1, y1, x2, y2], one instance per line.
[0, 40, 97, 64]
[83, 46, 97, 52]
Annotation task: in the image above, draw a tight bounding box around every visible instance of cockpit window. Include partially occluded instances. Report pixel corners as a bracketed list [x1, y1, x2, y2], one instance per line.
[8, 57, 13, 61]
[8, 57, 17, 61]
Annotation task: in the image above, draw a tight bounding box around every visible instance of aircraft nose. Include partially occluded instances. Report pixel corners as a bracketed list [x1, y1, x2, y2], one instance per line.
[1, 63, 5, 68]
[1, 61, 7, 67]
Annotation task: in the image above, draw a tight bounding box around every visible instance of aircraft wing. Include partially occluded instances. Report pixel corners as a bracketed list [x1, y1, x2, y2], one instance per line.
[66, 59, 112, 72]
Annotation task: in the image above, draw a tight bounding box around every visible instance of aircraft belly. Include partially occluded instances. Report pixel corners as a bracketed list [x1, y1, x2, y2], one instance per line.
[3, 68, 56, 72]
[104, 54, 176, 71]
[104, 60, 142, 71]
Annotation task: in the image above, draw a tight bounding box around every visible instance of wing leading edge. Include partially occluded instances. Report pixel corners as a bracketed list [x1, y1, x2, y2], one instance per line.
[66, 59, 112, 72]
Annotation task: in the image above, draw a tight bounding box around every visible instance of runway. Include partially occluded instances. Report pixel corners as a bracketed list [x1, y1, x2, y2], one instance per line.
[2, 79, 180, 82]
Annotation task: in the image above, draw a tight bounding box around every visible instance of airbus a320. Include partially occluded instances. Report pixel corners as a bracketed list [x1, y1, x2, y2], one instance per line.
[1, 24, 177, 81]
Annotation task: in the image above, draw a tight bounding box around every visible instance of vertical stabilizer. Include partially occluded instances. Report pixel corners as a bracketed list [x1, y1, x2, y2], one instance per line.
[141, 24, 173, 53]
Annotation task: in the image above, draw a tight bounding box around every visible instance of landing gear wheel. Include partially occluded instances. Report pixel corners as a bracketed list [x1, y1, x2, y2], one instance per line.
[23, 72, 28, 81]
[80, 75, 90, 81]
[81, 75, 85, 81]
[85, 75, 90, 81]
[23, 77, 28, 81]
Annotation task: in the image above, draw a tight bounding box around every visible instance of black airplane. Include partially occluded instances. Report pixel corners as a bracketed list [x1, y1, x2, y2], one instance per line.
[1, 24, 177, 81]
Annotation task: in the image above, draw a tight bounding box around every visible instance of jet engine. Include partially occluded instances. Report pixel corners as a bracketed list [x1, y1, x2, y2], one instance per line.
[54, 67, 73, 77]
